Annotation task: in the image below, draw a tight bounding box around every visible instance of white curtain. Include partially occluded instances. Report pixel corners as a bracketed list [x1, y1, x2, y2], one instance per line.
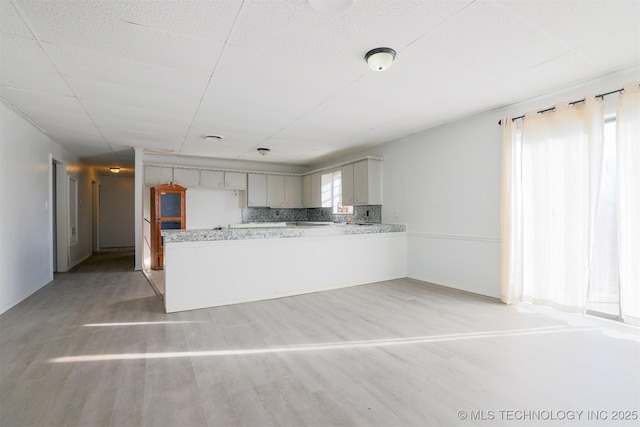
[617, 82, 640, 325]
[500, 117, 523, 304]
[507, 97, 604, 311]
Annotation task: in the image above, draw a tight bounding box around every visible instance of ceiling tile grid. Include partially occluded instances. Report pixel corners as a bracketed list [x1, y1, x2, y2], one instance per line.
[1, 0, 639, 168]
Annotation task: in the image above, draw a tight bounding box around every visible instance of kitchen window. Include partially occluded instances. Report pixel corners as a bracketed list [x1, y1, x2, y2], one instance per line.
[321, 171, 353, 214]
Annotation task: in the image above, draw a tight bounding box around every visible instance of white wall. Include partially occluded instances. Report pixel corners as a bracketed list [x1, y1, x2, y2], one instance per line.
[381, 67, 639, 299]
[186, 188, 242, 229]
[0, 101, 97, 314]
[100, 175, 135, 248]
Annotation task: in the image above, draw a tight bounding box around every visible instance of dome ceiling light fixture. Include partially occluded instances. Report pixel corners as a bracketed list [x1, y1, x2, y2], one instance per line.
[365, 47, 396, 71]
[203, 134, 224, 141]
[109, 167, 120, 173]
[257, 147, 270, 156]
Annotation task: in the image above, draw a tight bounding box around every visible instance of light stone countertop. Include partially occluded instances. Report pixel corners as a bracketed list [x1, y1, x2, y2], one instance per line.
[162, 223, 406, 244]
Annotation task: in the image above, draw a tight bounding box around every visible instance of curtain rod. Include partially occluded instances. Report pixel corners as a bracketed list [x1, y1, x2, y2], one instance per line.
[497, 87, 626, 126]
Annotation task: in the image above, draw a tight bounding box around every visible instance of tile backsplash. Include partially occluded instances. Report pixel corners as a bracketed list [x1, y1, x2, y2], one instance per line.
[242, 205, 382, 224]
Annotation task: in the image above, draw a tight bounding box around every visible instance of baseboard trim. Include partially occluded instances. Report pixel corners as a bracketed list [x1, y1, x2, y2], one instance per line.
[408, 232, 500, 243]
[407, 274, 501, 300]
[0, 278, 52, 315]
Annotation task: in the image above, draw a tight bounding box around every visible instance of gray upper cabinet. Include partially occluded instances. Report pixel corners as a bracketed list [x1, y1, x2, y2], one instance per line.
[200, 171, 247, 190]
[224, 172, 247, 190]
[342, 159, 382, 206]
[302, 173, 322, 208]
[247, 174, 268, 207]
[341, 163, 355, 205]
[200, 170, 225, 188]
[267, 175, 302, 208]
[284, 176, 302, 208]
[267, 175, 285, 207]
[144, 166, 173, 186]
[302, 174, 312, 207]
[173, 168, 201, 187]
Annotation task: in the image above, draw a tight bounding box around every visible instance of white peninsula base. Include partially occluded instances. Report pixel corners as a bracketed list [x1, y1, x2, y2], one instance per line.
[164, 231, 407, 313]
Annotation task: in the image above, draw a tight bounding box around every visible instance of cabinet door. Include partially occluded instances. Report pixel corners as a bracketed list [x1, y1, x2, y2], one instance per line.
[302, 175, 312, 207]
[224, 172, 247, 190]
[284, 176, 302, 207]
[200, 170, 225, 188]
[311, 173, 322, 207]
[353, 160, 368, 204]
[247, 174, 268, 206]
[366, 159, 383, 205]
[145, 166, 173, 186]
[341, 164, 354, 205]
[267, 175, 285, 207]
[173, 168, 200, 187]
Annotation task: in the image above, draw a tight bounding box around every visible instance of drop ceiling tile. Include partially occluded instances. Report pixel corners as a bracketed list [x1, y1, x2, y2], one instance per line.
[57, 141, 116, 158]
[179, 140, 253, 161]
[410, 0, 567, 80]
[575, 26, 640, 74]
[45, 43, 211, 97]
[112, 0, 242, 42]
[189, 43, 370, 143]
[333, 0, 474, 46]
[15, 0, 241, 42]
[262, 141, 348, 165]
[16, 1, 223, 74]
[100, 128, 182, 151]
[500, 52, 613, 102]
[329, 47, 493, 116]
[0, 0, 34, 39]
[66, 76, 200, 117]
[228, 0, 399, 69]
[495, 0, 640, 49]
[0, 87, 93, 126]
[82, 99, 193, 131]
[0, 32, 72, 95]
[269, 101, 397, 145]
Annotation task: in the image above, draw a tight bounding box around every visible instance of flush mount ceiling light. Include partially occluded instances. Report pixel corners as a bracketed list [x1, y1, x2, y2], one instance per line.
[109, 167, 120, 173]
[257, 148, 270, 156]
[203, 135, 224, 141]
[365, 47, 396, 71]
[307, 0, 355, 14]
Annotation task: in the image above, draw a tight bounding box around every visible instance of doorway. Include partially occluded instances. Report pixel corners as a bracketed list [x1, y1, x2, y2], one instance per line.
[92, 180, 100, 253]
[51, 160, 69, 273]
[52, 161, 57, 272]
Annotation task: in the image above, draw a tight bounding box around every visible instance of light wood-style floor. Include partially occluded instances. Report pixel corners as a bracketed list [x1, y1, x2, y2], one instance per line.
[1, 250, 639, 427]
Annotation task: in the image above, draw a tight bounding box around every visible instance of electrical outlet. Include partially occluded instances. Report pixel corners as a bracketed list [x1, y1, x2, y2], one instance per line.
[395, 208, 400, 217]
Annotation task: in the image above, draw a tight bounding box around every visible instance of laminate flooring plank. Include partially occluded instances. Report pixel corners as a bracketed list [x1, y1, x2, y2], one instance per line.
[141, 357, 208, 427]
[109, 352, 146, 427]
[1, 249, 639, 427]
[253, 381, 308, 426]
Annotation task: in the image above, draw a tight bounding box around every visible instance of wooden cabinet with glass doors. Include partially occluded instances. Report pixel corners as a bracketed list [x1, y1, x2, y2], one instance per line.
[150, 184, 186, 270]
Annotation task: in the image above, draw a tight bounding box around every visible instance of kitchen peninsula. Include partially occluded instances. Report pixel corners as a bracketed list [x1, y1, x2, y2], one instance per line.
[162, 223, 407, 313]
